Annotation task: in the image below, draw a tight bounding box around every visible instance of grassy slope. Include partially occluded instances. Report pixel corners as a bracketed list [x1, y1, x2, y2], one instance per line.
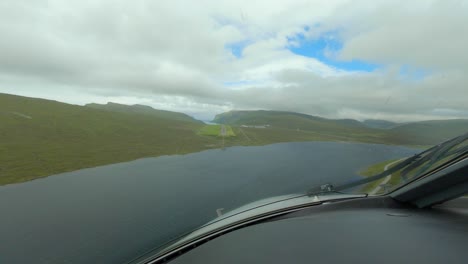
[359, 159, 399, 193]
[384, 119, 468, 145]
[215, 111, 389, 144]
[223, 126, 235, 136]
[197, 125, 235, 137]
[2, 94, 467, 185]
[0, 93, 216, 185]
[363, 119, 399, 129]
[214, 110, 468, 146]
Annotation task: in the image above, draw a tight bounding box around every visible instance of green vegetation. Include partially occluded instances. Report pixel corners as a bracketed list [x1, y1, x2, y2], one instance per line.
[0, 93, 216, 185]
[197, 125, 235, 137]
[362, 119, 399, 129]
[360, 160, 398, 177]
[1, 93, 467, 185]
[214, 110, 468, 146]
[223, 126, 235, 137]
[214, 110, 388, 144]
[384, 119, 468, 145]
[359, 159, 403, 193]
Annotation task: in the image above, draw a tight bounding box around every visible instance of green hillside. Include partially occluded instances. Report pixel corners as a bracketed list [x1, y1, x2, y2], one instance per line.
[213, 110, 377, 131]
[0, 93, 215, 185]
[214, 110, 369, 133]
[197, 125, 235, 137]
[86, 102, 201, 123]
[363, 119, 399, 129]
[213, 110, 387, 143]
[384, 119, 468, 145]
[1, 94, 467, 185]
[213, 110, 468, 146]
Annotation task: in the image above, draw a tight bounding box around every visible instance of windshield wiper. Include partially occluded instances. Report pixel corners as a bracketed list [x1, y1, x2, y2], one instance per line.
[308, 132, 468, 196]
[400, 133, 468, 181]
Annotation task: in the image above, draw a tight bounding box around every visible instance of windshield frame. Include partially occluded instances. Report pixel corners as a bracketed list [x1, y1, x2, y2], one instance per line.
[126, 193, 366, 264]
[308, 132, 468, 197]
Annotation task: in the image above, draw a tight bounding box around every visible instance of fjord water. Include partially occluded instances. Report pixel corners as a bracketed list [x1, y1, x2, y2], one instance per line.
[0, 142, 417, 264]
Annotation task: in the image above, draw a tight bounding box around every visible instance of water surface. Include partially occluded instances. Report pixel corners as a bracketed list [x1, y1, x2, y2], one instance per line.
[0, 142, 417, 263]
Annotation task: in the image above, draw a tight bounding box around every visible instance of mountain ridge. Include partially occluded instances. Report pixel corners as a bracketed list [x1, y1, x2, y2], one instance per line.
[0, 93, 210, 185]
[86, 102, 202, 123]
[2, 93, 467, 185]
[213, 109, 468, 145]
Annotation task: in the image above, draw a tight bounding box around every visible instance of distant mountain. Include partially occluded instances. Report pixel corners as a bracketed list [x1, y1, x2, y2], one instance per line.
[2, 93, 467, 185]
[213, 110, 370, 134]
[385, 119, 468, 145]
[212, 110, 386, 146]
[362, 119, 399, 129]
[86, 102, 201, 123]
[213, 110, 468, 146]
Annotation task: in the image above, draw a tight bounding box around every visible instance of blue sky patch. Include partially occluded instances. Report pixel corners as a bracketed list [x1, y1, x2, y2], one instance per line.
[223, 80, 260, 87]
[287, 29, 379, 72]
[226, 40, 250, 58]
[399, 65, 431, 81]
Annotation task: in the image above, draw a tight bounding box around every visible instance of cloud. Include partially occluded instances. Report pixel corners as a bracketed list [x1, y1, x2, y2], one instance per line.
[330, 0, 468, 71]
[0, 0, 467, 121]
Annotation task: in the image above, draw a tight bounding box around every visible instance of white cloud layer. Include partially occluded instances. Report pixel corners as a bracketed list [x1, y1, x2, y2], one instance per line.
[0, 0, 467, 121]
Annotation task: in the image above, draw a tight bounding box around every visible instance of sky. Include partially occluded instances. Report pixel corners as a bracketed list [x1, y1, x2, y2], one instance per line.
[0, 0, 467, 122]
